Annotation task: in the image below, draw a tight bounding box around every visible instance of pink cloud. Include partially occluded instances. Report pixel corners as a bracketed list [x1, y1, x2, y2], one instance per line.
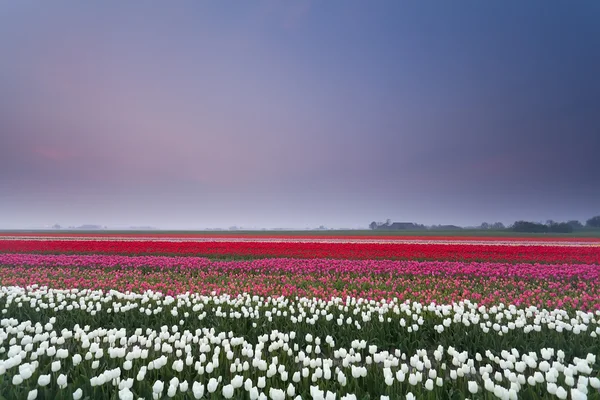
[32, 146, 72, 162]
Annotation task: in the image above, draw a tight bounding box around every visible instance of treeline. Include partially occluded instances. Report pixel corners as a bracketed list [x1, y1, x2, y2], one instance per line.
[511, 221, 574, 233]
[369, 220, 481, 231]
[369, 215, 600, 233]
[509, 216, 600, 233]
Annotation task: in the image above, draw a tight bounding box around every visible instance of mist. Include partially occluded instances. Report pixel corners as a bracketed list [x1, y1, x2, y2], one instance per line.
[1, 1, 599, 229]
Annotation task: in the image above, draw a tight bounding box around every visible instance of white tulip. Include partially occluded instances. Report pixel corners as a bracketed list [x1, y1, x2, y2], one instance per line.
[12, 374, 24, 385]
[423, 378, 434, 391]
[38, 374, 51, 387]
[51, 360, 61, 372]
[565, 376, 575, 387]
[57, 373, 68, 389]
[180, 381, 189, 392]
[257, 376, 266, 388]
[287, 383, 296, 397]
[223, 384, 234, 399]
[192, 382, 205, 399]
[466, 380, 480, 395]
[571, 388, 586, 400]
[72, 354, 82, 366]
[152, 380, 164, 395]
[231, 375, 243, 389]
[72, 388, 83, 400]
[207, 378, 219, 393]
[269, 387, 285, 400]
[119, 387, 134, 400]
[555, 386, 567, 399]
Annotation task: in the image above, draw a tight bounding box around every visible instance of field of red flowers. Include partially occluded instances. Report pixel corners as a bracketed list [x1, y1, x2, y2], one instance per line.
[1, 234, 599, 309]
[0, 237, 599, 263]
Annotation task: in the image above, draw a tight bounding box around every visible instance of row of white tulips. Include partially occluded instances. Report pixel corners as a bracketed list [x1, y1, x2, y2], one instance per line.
[2, 285, 599, 339]
[1, 286, 599, 399]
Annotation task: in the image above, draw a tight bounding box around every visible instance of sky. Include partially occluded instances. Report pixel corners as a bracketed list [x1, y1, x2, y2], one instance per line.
[1, 1, 599, 229]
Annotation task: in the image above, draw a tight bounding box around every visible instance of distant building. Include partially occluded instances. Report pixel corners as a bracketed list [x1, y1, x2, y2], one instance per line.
[75, 225, 103, 230]
[372, 222, 426, 230]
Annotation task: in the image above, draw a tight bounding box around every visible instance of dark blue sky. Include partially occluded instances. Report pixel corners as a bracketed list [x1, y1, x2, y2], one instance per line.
[1, 1, 599, 229]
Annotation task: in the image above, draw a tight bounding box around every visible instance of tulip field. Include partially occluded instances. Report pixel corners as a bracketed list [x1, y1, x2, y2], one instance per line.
[1, 234, 599, 399]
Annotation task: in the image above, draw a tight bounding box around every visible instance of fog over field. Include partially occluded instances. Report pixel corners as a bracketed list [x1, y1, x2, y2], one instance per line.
[1, 1, 599, 229]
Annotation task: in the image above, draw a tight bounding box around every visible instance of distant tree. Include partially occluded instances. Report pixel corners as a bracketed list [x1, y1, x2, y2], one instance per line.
[385, 219, 392, 227]
[546, 220, 555, 226]
[513, 220, 574, 233]
[491, 222, 505, 230]
[512, 221, 549, 233]
[52, 224, 61, 230]
[479, 222, 490, 230]
[438, 225, 462, 230]
[369, 221, 378, 230]
[586, 216, 600, 228]
[567, 220, 583, 230]
[548, 222, 573, 233]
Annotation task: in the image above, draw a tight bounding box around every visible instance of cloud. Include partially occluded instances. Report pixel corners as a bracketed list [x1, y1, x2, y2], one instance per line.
[32, 147, 72, 162]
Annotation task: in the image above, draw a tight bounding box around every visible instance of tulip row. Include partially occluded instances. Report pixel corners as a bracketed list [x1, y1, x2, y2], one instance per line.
[1, 255, 599, 310]
[2, 236, 598, 247]
[1, 287, 599, 399]
[0, 239, 599, 263]
[3, 253, 600, 278]
[4, 233, 600, 242]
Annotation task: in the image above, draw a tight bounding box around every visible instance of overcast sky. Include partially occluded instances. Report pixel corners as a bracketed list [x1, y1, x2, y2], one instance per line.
[1, 1, 599, 229]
